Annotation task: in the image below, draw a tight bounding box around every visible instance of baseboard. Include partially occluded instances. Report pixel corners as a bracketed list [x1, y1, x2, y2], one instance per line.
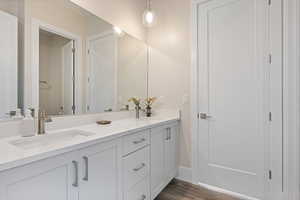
[176, 167, 259, 200]
[197, 182, 260, 200]
[176, 166, 192, 183]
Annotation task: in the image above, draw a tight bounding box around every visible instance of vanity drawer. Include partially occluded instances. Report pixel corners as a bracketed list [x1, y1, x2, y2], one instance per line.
[125, 177, 150, 200]
[123, 146, 150, 191]
[123, 130, 150, 156]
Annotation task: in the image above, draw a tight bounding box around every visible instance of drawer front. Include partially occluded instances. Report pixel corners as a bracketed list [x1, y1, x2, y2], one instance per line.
[123, 130, 150, 156]
[123, 146, 150, 191]
[125, 177, 150, 200]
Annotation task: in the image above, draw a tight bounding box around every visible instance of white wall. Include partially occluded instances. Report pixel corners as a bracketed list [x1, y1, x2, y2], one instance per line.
[86, 14, 112, 36]
[70, 0, 147, 41]
[117, 34, 148, 109]
[147, 0, 191, 167]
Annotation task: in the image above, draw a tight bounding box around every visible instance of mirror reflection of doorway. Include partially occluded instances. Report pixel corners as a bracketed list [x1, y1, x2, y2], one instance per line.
[87, 32, 117, 113]
[39, 29, 75, 116]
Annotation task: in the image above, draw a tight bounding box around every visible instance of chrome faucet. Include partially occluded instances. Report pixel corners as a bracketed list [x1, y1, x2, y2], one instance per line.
[135, 105, 141, 119]
[120, 104, 129, 111]
[38, 110, 52, 135]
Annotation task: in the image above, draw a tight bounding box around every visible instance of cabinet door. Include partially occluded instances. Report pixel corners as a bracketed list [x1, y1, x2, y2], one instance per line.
[150, 126, 168, 199]
[0, 152, 78, 200]
[165, 124, 178, 182]
[78, 139, 122, 200]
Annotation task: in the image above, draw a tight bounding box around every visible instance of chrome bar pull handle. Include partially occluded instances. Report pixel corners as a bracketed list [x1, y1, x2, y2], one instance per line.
[72, 161, 79, 187]
[199, 113, 212, 120]
[165, 130, 169, 140]
[133, 138, 146, 144]
[166, 127, 171, 140]
[133, 163, 146, 172]
[83, 156, 89, 181]
[165, 128, 170, 140]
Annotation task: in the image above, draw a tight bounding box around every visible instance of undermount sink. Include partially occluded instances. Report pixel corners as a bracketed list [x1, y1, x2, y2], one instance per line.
[10, 130, 96, 150]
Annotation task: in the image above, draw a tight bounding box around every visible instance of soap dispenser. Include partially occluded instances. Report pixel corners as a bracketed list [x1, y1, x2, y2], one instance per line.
[21, 109, 35, 137]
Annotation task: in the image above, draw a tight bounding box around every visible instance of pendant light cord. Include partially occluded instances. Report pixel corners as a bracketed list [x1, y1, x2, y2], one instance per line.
[147, 0, 151, 10]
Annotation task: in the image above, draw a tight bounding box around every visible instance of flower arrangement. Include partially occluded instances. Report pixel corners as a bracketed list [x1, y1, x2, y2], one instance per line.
[144, 97, 157, 107]
[128, 97, 157, 118]
[144, 97, 157, 117]
[129, 97, 142, 118]
[128, 97, 141, 108]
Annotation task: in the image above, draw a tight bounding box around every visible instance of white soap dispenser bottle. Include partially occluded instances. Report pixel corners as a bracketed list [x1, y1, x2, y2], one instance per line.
[21, 109, 35, 137]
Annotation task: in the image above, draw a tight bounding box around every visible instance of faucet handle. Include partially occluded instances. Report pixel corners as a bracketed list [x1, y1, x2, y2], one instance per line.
[45, 117, 53, 123]
[38, 110, 46, 119]
[38, 110, 52, 122]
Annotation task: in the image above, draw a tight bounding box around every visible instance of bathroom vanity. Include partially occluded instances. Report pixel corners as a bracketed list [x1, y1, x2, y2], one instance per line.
[0, 1, 180, 200]
[0, 113, 179, 200]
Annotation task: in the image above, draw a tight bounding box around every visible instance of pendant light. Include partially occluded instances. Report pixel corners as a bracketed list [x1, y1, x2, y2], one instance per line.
[143, 0, 156, 27]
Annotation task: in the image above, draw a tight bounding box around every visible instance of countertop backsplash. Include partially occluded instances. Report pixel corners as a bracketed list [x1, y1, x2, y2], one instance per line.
[0, 109, 180, 139]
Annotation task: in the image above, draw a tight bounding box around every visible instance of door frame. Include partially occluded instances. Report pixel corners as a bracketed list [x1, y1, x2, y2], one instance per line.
[190, 0, 300, 199]
[31, 18, 83, 115]
[282, 0, 300, 199]
[85, 30, 118, 113]
[61, 40, 75, 115]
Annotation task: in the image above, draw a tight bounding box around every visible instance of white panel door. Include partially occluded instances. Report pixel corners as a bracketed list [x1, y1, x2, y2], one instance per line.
[62, 41, 74, 115]
[197, 0, 268, 199]
[88, 34, 117, 113]
[0, 10, 18, 118]
[78, 140, 121, 200]
[0, 152, 78, 200]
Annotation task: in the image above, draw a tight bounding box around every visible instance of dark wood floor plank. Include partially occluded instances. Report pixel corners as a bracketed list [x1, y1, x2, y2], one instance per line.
[155, 179, 241, 200]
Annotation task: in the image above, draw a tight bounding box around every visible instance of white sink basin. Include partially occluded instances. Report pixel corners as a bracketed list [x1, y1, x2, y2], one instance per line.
[10, 130, 95, 150]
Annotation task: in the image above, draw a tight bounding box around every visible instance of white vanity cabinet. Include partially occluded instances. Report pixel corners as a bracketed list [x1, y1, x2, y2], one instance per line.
[122, 130, 151, 200]
[0, 120, 179, 200]
[78, 139, 122, 200]
[0, 152, 78, 200]
[0, 139, 122, 200]
[150, 123, 178, 199]
[165, 124, 179, 182]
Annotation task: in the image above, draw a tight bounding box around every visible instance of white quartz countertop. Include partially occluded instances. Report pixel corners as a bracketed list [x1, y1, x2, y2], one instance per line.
[0, 113, 180, 172]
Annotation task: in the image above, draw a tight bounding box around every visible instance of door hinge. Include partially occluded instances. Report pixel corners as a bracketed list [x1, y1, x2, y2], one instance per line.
[269, 112, 272, 122]
[87, 105, 90, 111]
[88, 77, 90, 83]
[197, 113, 200, 119]
[268, 0, 271, 5]
[88, 49, 90, 54]
[268, 170, 272, 180]
[268, 54, 272, 64]
[72, 48, 76, 53]
[72, 105, 76, 111]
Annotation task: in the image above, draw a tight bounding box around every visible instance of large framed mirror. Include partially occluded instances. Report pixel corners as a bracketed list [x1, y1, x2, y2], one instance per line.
[27, 0, 148, 117]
